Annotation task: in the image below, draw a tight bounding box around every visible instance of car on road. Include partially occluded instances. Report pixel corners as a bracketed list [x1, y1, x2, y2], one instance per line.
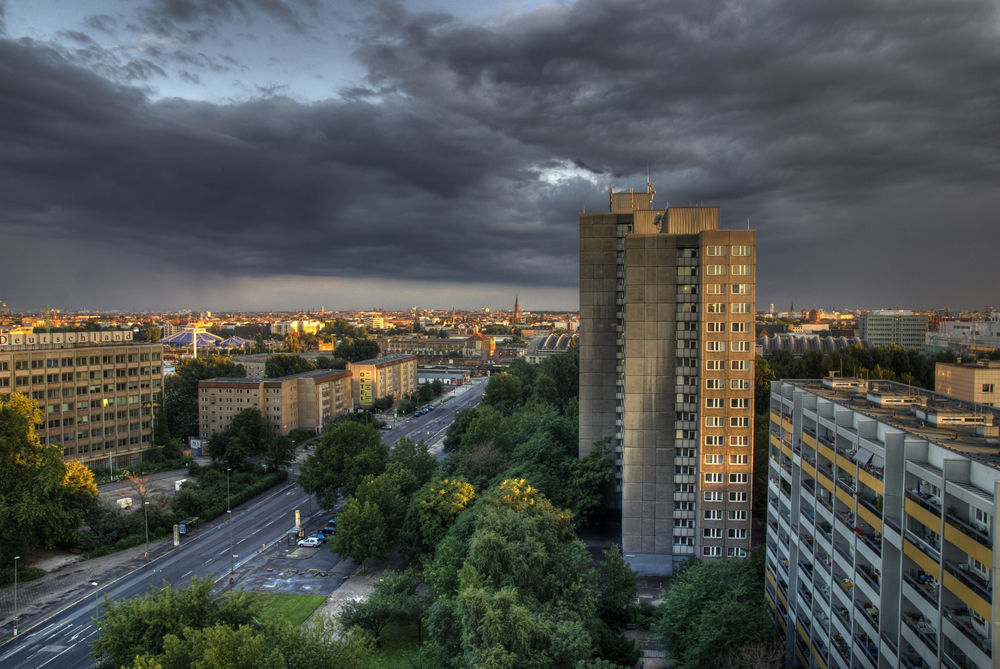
[297, 537, 321, 547]
[380, 423, 393, 430]
[308, 532, 327, 543]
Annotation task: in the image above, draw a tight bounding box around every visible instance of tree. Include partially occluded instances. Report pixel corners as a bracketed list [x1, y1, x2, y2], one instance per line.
[208, 408, 272, 470]
[331, 498, 390, 562]
[265, 354, 315, 378]
[92, 577, 262, 669]
[299, 422, 388, 508]
[482, 372, 525, 415]
[334, 339, 380, 363]
[315, 356, 347, 370]
[137, 325, 163, 343]
[460, 405, 513, 454]
[559, 442, 613, 526]
[654, 548, 774, 669]
[411, 478, 476, 556]
[340, 570, 428, 646]
[163, 356, 245, 439]
[387, 438, 437, 493]
[0, 393, 98, 562]
[593, 547, 636, 628]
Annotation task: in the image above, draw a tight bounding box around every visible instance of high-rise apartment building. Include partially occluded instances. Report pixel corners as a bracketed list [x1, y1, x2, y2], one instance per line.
[347, 354, 417, 407]
[859, 310, 929, 350]
[767, 377, 999, 668]
[579, 186, 756, 574]
[0, 331, 163, 469]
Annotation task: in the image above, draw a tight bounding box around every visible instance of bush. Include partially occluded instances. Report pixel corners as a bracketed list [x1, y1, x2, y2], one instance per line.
[0, 566, 46, 587]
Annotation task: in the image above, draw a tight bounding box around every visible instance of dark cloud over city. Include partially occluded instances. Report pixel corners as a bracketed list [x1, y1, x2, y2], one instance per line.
[1, 0, 999, 311]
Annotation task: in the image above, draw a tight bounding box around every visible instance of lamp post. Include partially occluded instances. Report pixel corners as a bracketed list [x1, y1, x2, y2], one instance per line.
[143, 501, 149, 560]
[90, 581, 99, 621]
[226, 468, 233, 575]
[13, 556, 20, 636]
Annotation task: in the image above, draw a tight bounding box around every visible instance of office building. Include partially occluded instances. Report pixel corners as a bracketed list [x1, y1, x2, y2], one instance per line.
[579, 185, 756, 574]
[767, 377, 999, 668]
[198, 369, 353, 437]
[0, 331, 163, 469]
[859, 311, 929, 350]
[347, 354, 417, 407]
[936, 360, 1000, 407]
[927, 312, 1000, 355]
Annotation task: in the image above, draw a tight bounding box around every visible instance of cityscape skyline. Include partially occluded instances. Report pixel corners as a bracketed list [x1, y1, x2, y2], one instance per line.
[3, 1, 1000, 312]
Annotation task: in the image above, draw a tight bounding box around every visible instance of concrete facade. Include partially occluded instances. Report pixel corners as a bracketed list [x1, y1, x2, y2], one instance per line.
[768, 377, 1000, 668]
[0, 337, 163, 469]
[347, 354, 417, 407]
[198, 369, 353, 437]
[936, 361, 1000, 406]
[579, 186, 755, 574]
[859, 311, 929, 350]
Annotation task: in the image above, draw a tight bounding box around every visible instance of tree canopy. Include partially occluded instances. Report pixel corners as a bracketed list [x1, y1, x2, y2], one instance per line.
[264, 354, 315, 378]
[299, 421, 388, 508]
[163, 355, 245, 439]
[0, 393, 99, 563]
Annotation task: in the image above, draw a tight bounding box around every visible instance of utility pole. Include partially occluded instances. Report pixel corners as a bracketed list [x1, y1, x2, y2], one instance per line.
[143, 501, 150, 560]
[13, 556, 20, 636]
[227, 468, 234, 575]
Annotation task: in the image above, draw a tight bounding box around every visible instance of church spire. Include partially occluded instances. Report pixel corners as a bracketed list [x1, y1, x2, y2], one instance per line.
[514, 296, 521, 322]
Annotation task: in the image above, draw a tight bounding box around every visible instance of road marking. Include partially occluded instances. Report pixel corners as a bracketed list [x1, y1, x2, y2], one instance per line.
[182, 570, 192, 578]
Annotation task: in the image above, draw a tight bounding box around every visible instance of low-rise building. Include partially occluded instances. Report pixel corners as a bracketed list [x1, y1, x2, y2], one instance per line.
[767, 376, 1000, 669]
[198, 369, 353, 437]
[936, 360, 1000, 406]
[347, 354, 417, 407]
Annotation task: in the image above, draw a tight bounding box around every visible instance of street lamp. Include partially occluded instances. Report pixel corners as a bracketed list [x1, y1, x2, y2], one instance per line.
[226, 468, 233, 575]
[13, 556, 20, 636]
[143, 501, 150, 560]
[90, 581, 99, 621]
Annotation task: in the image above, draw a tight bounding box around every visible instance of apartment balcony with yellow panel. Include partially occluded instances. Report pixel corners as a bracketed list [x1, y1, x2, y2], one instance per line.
[942, 563, 992, 621]
[944, 512, 993, 564]
[857, 468, 884, 494]
[905, 495, 941, 533]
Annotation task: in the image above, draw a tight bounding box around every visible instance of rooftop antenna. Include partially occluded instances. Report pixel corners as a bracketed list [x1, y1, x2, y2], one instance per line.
[747, 217, 751, 230]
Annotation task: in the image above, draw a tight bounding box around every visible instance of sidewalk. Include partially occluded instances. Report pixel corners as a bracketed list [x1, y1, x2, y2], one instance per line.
[306, 554, 408, 628]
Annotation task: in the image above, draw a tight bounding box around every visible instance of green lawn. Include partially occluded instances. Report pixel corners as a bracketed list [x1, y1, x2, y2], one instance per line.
[371, 621, 424, 668]
[256, 593, 328, 627]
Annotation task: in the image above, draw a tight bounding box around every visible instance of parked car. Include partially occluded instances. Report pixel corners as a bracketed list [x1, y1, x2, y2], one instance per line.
[297, 537, 321, 547]
[380, 423, 393, 430]
[308, 532, 327, 543]
[320, 525, 337, 536]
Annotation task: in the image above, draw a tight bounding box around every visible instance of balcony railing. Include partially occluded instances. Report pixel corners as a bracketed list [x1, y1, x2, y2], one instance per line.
[943, 560, 993, 601]
[902, 570, 939, 606]
[857, 495, 880, 516]
[836, 476, 856, 495]
[906, 489, 942, 515]
[944, 608, 992, 658]
[833, 541, 853, 564]
[858, 531, 882, 556]
[905, 529, 941, 559]
[855, 634, 878, 664]
[831, 633, 850, 661]
[857, 563, 880, 590]
[944, 511, 992, 550]
[902, 614, 938, 654]
[856, 602, 879, 630]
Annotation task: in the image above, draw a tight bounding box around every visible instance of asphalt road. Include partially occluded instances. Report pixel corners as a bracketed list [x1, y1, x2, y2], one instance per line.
[0, 377, 486, 669]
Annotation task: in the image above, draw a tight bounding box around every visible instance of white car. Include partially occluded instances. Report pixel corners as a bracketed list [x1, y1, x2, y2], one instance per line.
[297, 537, 321, 547]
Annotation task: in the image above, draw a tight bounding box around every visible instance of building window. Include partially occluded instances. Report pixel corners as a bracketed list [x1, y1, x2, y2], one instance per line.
[731, 245, 752, 256]
[731, 322, 748, 333]
[704, 527, 723, 538]
[706, 322, 725, 333]
[706, 379, 724, 390]
[731, 341, 752, 352]
[706, 360, 725, 371]
[705, 491, 723, 502]
[731, 360, 750, 371]
[731, 398, 750, 409]
[707, 303, 726, 313]
[706, 283, 724, 295]
[731, 303, 751, 314]
[706, 398, 724, 408]
[704, 509, 723, 520]
[673, 537, 693, 546]
[728, 528, 748, 539]
[729, 473, 749, 483]
[677, 267, 698, 276]
[728, 510, 748, 520]
[705, 473, 724, 483]
[730, 436, 750, 446]
[704, 546, 722, 557]
[730, 417, 750, 427]
[704, 454, 723, 465]
[706, 265, 727, 276]
[705, 416, 724, 428]
[727, 547, 748, 557]
[706, 245, 727, 256]
[730, 492, 748, 502]
[732, 283, 752, 295]
[731, 379, 751, 390]
[983, 384, 995, 393]
[731, 265, 752, 276]
[705, 435, 724, 446]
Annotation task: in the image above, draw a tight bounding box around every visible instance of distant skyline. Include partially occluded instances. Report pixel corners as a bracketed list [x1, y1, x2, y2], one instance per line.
[2, 1, 999, 312]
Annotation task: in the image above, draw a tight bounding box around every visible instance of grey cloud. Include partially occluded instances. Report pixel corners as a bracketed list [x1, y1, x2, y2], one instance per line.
[84, 14, 118, 34]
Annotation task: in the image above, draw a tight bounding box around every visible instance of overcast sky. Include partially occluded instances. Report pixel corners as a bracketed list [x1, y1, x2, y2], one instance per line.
[2, 0, 999, 313]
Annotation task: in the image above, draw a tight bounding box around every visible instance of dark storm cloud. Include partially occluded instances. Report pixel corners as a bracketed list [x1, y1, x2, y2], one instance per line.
[139, 0, 317, 38]
[84, 14, 119, 35]
[3, 0, 1000, 310]
[350, 0, 1000, 307]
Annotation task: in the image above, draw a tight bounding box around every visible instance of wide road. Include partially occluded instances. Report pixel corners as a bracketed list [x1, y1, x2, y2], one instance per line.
[0, 376, 486, 669]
